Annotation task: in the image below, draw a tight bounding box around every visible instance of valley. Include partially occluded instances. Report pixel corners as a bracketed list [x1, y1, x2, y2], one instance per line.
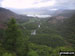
[0, 7, 75, 56]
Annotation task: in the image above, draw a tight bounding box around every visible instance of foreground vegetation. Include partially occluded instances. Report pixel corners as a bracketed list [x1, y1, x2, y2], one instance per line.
[0, 15, 75, 56]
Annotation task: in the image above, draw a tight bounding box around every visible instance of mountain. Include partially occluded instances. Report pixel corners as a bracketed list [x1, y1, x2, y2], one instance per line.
[0, 7, 33, 28]
[10, 8, 57, 15]
[53, 10, 75, 17]
[10, 8, 75, 17]
[47, 10, 75, 24]
[0, 7, 32, 22]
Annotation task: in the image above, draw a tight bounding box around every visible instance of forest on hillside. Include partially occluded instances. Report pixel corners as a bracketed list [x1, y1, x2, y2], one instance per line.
[0, 14, 75, 56]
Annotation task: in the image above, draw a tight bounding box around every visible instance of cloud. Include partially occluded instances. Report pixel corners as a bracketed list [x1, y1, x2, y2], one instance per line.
[1, 0, 56, 9]
[49, 9, 58, 10]
[43, 0, 75, 9]
[0, 0, 75, 10]
[0, 0, 3, 6]
[55, 0, 75, 9]
[1, 0, 36, 8]
[0, 0, 3, 2]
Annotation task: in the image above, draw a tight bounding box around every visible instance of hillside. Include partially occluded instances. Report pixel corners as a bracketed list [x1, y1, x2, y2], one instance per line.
[0, 7, 75, 56]
[0, 7, 35, 23]
[47, 10, 75, 24]
[0, 7, 35, 28]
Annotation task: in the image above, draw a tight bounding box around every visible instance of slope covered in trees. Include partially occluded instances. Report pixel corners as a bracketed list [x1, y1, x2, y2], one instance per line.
[0, 16, 75, 56]
[0, 8, 75, 56]
[58, 15, 75, 47]
[0, 18, 29, 56]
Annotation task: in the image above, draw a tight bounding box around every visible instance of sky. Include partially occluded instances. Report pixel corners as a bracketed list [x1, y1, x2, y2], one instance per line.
[0, 0, 75, 15]
[0, 0, 56, 9]
[0, 0, 75, 9]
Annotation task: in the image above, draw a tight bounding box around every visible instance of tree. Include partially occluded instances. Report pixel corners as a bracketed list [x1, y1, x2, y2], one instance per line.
[16, 36, 29, 56]
[3, 18, 29, 56]
[60, 15, 75, 47]
[2, 52, 16, 56]
[28, 49, 39, 56]
[3, 18, 20, 52]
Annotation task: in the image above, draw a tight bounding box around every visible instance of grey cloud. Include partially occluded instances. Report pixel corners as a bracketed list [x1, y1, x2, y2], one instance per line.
[56, 0, 75, 8]
[47, 0, 75, 9]
[40, 0, 75, 9]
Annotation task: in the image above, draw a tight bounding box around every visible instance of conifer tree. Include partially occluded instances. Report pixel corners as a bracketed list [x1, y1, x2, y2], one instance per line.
[3, 18, 29, 56]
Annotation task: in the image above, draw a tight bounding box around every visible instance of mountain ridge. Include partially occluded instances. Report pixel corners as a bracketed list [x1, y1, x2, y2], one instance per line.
[0, 7, 30, 28]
